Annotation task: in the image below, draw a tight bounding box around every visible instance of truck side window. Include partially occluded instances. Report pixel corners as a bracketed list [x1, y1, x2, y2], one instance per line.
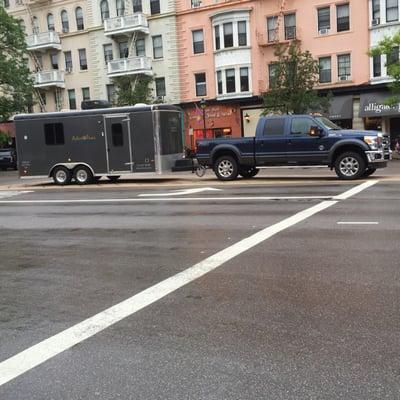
[44, 123, 64, 145]
[112, 123, 123, 147]
[263, 118, 285, 136]
[291, 118, 313, 135]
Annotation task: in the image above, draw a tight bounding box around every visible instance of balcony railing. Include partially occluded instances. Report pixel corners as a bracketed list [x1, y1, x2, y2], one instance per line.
[104, 13, 149, 36]
[33, 70, 65, 88]
[27, 31, 61, 51]
[107, 56, 152, 77]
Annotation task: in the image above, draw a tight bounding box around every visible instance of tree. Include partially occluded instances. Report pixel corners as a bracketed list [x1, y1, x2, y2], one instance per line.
[369, 31, 400, 105]
[113, 75, 154, 106]
[262, 41, 330, 115]
[0, 5, 34, 121]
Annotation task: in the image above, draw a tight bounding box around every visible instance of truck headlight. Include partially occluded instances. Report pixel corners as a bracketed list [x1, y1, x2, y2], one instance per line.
[364, 136, 379, 150]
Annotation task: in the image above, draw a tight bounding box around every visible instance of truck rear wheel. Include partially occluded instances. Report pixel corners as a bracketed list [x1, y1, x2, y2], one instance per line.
[53, 166, 72, 185]
[334, 152, 366, 180]
[240, 168, 259, 179]
[214, 155, 238, 181]
[364, 168, 376, 177]
[73, 165, 93, 185]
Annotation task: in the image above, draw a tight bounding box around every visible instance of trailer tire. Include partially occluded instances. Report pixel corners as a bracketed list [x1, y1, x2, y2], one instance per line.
[107, 175, 120, 183]
[214, 155, 239, 181]
[73, 165, 93, 185]
[52, 166, 72, 185]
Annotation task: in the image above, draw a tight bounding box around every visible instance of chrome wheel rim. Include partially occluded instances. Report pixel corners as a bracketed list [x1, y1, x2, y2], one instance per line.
[218, 160, 234, 178]
[339, 157, 359, 177]
[76, 169, 88, 183]
[55, 170, 67, 183]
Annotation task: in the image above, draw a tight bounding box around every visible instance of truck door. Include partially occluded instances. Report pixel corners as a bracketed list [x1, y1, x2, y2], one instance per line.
[104, 114, 132, 173]
[255, 117, 287, 165]
[287, 117, 329, 164]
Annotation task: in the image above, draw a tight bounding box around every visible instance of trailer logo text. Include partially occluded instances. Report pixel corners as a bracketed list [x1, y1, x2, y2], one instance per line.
[72, 135, 96, 142]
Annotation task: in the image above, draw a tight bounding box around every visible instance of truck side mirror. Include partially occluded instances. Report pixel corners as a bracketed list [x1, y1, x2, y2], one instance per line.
[309, 126, 323, 137]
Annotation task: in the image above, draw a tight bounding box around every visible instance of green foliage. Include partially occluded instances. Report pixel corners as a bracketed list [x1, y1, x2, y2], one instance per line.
[113, 75, 154, 106]
[0, 6, 34, 121]
[0, 130, 10, 146]
[369, 31, 400, 105]
[262, 41, 330, 115]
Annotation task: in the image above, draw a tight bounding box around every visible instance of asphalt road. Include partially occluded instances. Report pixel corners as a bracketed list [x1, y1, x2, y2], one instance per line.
[0, 168, 399, 399]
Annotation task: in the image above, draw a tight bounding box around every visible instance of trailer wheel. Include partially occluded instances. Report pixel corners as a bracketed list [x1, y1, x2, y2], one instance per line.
[73, 165, 93, 185]
[107, 175, 120, 183]
[52, 166, 72, 185]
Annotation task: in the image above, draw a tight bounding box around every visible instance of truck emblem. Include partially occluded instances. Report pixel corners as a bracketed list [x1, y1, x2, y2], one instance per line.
[319, 145, 325, 151]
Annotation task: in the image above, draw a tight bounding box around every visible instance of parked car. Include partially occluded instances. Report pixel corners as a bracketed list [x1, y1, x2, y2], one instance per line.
[196, 114, 390, 180]
[0, 148, 17, 171]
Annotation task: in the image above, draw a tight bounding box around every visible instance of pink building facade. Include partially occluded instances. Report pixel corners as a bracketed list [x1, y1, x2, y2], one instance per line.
[176, 0, 372, 147]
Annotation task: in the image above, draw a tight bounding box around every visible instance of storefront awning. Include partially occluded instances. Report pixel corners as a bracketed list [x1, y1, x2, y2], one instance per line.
[327, 95, 353, 120]
[359, 92, 400, 117]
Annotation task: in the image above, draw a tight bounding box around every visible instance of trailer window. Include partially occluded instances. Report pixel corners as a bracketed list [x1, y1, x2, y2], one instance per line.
[160, 112, 183, 155]
[112, 123, 124, 147]
[44, 123, 65, 145]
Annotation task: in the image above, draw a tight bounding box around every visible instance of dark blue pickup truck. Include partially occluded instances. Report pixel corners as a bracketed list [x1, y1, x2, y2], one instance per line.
[196, 115, 390, 180]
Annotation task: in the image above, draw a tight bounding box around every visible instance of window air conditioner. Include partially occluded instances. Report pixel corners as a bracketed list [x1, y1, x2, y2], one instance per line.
[339, 75, 350, 81]
[192, 0, 201, 7]
[318, 28, 330, 35]
[372, 18, 380, 26]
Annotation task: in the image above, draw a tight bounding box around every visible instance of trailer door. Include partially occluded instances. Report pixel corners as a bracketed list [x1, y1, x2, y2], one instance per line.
[104, 114, 132, 173]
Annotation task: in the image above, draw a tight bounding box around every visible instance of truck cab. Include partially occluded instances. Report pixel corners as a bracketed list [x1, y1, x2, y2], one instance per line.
[196, 114, 389, 181]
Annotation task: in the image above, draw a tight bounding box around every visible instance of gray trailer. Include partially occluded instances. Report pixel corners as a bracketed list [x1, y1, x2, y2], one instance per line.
[14, 104, 184, 184]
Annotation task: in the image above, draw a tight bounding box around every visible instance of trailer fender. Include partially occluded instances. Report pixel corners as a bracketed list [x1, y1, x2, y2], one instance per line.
[49, 163, 95, 178]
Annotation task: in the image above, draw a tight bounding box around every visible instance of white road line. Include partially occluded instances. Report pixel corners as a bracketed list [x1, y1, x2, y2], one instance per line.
[0, 191, 32, 200]
[333, 180, 378, 200]
[0, 180, 379, 387]
[0, 196, 334, 204]
[138, 187, 222, 197]
[337, 221, 379, 225]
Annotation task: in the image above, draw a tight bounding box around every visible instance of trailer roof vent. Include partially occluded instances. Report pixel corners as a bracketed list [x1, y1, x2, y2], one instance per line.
[133, 103, 147, 108]
[81, 100, 112, 110]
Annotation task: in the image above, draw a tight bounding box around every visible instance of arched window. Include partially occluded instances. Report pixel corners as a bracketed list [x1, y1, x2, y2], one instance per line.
[75, 7, 84, 30]
[116, 0, 125, 16]
[47, 14, 55, 31]
[61, 10, 69, 33]
[100, 0, 109, 22]
[32, 16, 39, 34]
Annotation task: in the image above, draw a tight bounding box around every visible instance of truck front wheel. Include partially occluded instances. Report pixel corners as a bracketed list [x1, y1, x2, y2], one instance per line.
[334, 152, 366, 180]
[214, 155, 239, 181]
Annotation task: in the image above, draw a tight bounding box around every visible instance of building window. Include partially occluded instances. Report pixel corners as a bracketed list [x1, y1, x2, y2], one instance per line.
[387, 0, 399, 22]
[223, 23, 233, 48]
[64, 51, 72, 70]
[225, 69, 235, 93]
[284, 13, 296, 40]
[79, 48, 88, 70]
[152, 35, 163, 59]
[217, 70, 222, 94]
[319, 57, 331, 83]
[267, 16, 278, 42]
[68, 89, 76, 109]
[119, 41, 128, 58]
[150, 0, 160, 15]
[317, 7, 330, 31]
[337, 54, 351, 79]
[50, 53, 58, 69]
[47, 14, 55, 31]
[18, 19, 26, 33]
[240, 67, 249, 91]
[32, 16, 40, 34]
[372, 0, 380, 22]
[75, 7, 84, 30]
[82, 87, 90, 101]
[192, 29, 204, 54]
[238, 21, 247, 46]
[116, 0, 125, 16]
[133, 0, 142, 13]
[103, 44, 113, 64]
[100, 0, 109, 21]
[44, 123, 64, 145]
[336, 3, 349, 32]
[373, 54, 381, 77]
[214, 25, 220, 50]
[61, 10, 69, 32]
[136, 38, 145, 56]
[195, 73, 206, 96]
[388, 46, 399, 65]
[269, 63, 278, 88]
[106, 84, 116, 103]
[155, 77, 166, 97]
[4, 0, 9, 8]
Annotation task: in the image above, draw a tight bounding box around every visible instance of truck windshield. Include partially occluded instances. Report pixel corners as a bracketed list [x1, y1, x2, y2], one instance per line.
[315, 117, 341, 130]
